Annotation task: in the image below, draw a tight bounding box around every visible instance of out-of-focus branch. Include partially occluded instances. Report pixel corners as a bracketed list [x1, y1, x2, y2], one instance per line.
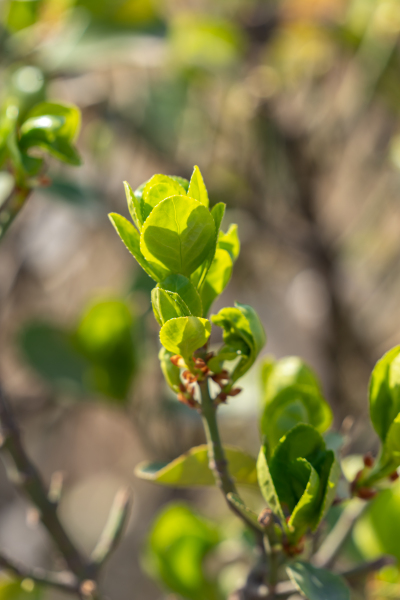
[0, 185, 30, 242]
[91, 488, 132, 570]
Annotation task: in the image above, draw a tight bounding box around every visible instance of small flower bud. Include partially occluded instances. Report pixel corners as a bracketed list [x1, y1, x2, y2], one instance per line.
[170, 355, 182, 367]
[228, 388, 242, 397]
[182, 370, 197, 383]
[363, 453, 374, 468]
[389, 470, 399, 482]
[194, 358, 206, 369]
[218, 392, 228, 403]
[357, 487, 377, 500]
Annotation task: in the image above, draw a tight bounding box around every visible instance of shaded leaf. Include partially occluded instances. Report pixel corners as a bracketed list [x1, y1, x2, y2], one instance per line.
[287, 562, 350, 600]
[369, 345, 400, 442]
[151, 288, 191, 326]
[124, 180, 143, 231]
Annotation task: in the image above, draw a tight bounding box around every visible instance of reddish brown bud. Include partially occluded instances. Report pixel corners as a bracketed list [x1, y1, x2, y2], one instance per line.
[179, 383, 186, 393]
[363, 453, 374, 468]
[389, 471, 399, 482]
[200, 366, 209, 375]
[218, 392, 228, 402]
[258, 508, 272, 528]
[357, 487, 377, 500]
[194, 358, 206, 369]
[170, 355, 182, 366]
[228, 387, 242, 397]
[39, 175, 52, 187]
[182, 370, 197, 383]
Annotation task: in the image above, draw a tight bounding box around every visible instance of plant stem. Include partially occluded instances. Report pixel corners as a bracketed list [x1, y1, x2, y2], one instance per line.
[0, 553, 80, 594]
[312, 499, 366, 569]
[198, 379, 265, 544]
[0, 186, 30, 242]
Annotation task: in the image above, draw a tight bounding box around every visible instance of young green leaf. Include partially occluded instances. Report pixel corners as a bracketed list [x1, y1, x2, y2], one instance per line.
[287, 562, 350, 600]
[159, 274, 202, 317]
[200, 248, 233, 316]
[109, 213, 169, 282]
[19, 102, 81, 165]
[124, 181, 143, 231]
[151, 288, 191, 326]
[140, 195, 215, 277]
[159, 316, 211, 361]
[141, 174, 187, 222]
[159, 347, 182, 393]
[145, 503, 220, 600]
[211, 302, 266, 384]
[369, 345, 400, 443]
[261, 384, 332, 453]
[135, 444, 258, 487]
[188, 165, 209, 207]
[218, 224, 240, 261]
[262, 356, 322, 404]
[190, 202, 226, 291]
[258, 424, 339, 541]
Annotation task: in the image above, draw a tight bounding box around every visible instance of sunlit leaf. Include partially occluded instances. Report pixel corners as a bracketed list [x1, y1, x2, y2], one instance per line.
[151, 287, 191, 326]
[141, 195, 215, 277]
[159, 274, 202, 317]
[188, 165, 209, 207]
[200, 248, 233, 316]
[218, 224, 240, 261]
[160, 316, 211, 361]
[136, 444, 258, 488]
[109, 213, 169, 282]
[141, 174, 187, 222]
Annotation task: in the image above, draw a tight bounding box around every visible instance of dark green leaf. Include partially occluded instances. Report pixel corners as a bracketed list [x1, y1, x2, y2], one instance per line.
[369, 346, 400, 443]
[287, 562, 350, 600]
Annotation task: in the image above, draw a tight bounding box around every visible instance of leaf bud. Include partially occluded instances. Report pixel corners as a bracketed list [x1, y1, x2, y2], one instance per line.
[363, 453, 374, 468]
[228, 388, 242, 397]
[389, 470, 399, 482]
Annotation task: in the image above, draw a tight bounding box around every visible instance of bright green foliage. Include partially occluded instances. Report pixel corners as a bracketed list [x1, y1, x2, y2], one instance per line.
[160, 316, 212, 362]
[141, 195, 215, 277]
[144, 503, 221, 600]
[142, 175, 187, 222]
[211, 302, 266, 387]
[358, 347, 400, 485]
[287, 562, 350, 600]
[135, 444, 258, 488]
[158, 347, 181, 393]
[354, 482, 400, 562]
[151, 288, 191, 326]
[188, 165, 209, 207]
[260, 357, 332, 453]
[0, 579, 42, 600]
[257, 424, 340, 542]
[19, 298, 137, 402]
[159, 274, 202, 317]
[19, 102, 81, 166]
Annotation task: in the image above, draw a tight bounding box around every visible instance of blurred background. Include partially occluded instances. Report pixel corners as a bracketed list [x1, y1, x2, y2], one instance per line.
[1, 0, 400, 598]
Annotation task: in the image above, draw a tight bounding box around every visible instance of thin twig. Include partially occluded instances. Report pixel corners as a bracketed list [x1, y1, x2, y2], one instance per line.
[91, 488, 132, 570]
[312, 499, 367, 569]
[0, 186, 30, 241]
[0, 552, 79, 594]
[0, 385, 88, 579]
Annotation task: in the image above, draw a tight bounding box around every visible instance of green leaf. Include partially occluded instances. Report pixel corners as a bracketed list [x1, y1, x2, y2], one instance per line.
[135, 444, 258, 487]
[287, 562, 350, 600]
[200, 248, 233, 316]
[367, 414, 400, 482]
[19, 102, 81, 165]
[226, 493, 264, 531]
[211, 302, 266, 384]
[369, 346, 400, 443]
[159, 347, 181, 393]
[0, 579, 43, 600]
[151, 288, 191, 326]
[188, 165, 209, 207]
[190, 202, 226, 290]
[76, 299, 136, 401]
[109, 213, 169, 282]
[258, 425, 339, 540]
[18, 322, 87, 395]
[261, 384, 333, 453]
[124, 180, 143, 231]
[170, 175, 190, 191]
[262, 356, 322, 405]
[141, 174, 187, 222]
[257, 445, 286, 524]
[353, 485, 400, 562]
[218, 224, 240, 261]
[140, 195, 215, 278]
[144, 502, 220, 600]
[159, 274, 202, 317]
[160, 316, 211, 361]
